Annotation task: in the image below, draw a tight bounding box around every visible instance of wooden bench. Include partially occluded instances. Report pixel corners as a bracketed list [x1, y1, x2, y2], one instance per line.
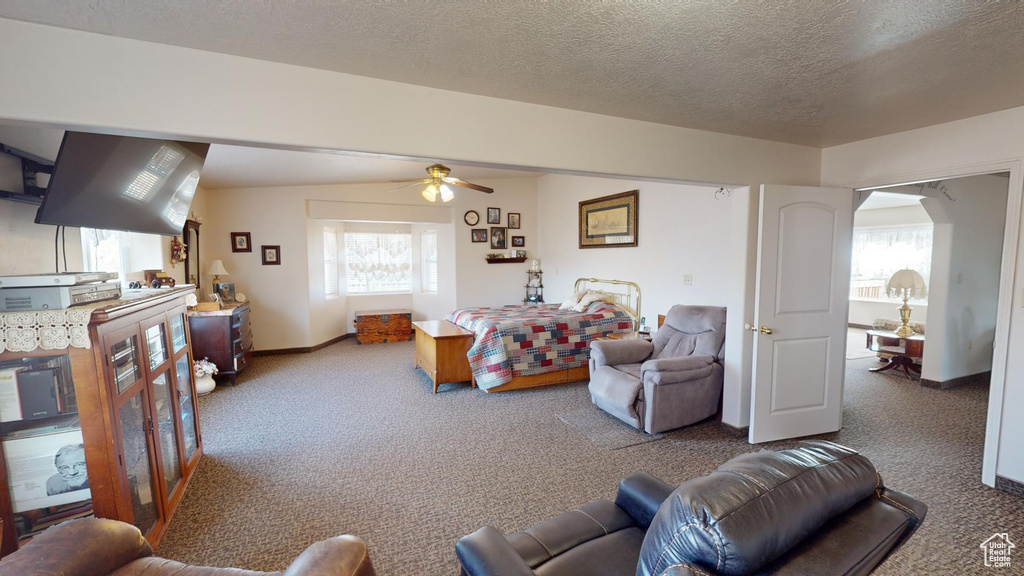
[412, 320, 476, 393]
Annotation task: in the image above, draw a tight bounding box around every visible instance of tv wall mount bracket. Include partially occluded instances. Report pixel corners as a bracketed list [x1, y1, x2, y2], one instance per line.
[0, 141, 53, 205]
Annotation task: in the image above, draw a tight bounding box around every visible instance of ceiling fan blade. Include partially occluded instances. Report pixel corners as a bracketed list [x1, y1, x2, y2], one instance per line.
[445, 177, 494, 194]
[389, 178, 430, 184]
[388, 180, 429, 193]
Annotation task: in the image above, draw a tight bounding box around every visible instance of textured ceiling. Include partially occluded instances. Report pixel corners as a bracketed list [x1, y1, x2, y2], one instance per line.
[3, 2, 1024, 146]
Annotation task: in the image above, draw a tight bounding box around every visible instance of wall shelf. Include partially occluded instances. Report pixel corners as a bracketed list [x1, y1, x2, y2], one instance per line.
[485, 257, 527, 264]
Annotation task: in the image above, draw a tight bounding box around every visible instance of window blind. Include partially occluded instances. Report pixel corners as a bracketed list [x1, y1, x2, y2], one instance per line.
[324, 227, 339, 297]
[421, 230, 438, 293]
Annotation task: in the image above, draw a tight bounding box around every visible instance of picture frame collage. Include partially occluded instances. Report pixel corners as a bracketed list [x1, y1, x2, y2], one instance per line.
[466, 207, 527, 258]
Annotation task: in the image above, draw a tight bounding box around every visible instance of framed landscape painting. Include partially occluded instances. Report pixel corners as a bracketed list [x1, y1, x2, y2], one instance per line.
[578, 190, 638, 248]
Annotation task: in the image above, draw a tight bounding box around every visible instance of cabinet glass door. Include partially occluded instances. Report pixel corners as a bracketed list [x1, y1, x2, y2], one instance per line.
[145, 323, 168, 370]
[169, 313, 188, 355]
[174, 355, 199, 462]
[118, 390, 160, 536]
[151, 371, 182, 498]
[110, 335, 143, 395]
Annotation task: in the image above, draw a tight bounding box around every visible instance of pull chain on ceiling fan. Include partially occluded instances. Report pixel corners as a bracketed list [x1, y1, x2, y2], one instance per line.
[389, 163, 494, 202]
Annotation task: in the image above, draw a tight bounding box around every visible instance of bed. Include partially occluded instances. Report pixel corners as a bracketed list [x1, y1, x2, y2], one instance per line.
[445, 278, 641, 392]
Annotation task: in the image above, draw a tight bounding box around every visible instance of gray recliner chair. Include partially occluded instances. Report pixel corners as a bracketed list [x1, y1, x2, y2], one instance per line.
[588, 305, 726, 434]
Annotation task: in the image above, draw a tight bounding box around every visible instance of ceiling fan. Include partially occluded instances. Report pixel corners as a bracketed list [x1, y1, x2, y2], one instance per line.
[390, 163, 494, 202]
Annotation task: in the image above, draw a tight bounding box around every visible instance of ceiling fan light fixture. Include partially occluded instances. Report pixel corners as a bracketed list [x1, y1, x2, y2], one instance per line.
[422, 183, 438, 202]
[439, 184, 454, 202]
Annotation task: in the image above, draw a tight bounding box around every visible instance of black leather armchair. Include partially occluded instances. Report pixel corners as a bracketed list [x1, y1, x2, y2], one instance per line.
[456, 441, 926, 576]
[458, 471, 674, 576]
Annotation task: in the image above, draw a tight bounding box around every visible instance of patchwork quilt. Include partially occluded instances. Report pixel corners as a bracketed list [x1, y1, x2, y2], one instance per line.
[446, 303, 634, 390]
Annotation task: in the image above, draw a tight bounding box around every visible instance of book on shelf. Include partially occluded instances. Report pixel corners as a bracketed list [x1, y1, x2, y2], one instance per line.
[0, 367, 24, 422]
[17, 368, 61, 420]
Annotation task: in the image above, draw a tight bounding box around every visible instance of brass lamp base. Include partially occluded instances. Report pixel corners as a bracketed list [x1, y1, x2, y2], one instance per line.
[895, 297, 915, 338]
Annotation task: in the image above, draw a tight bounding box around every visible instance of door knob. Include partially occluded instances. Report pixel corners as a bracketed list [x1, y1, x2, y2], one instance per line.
[744, 323, 774, 335]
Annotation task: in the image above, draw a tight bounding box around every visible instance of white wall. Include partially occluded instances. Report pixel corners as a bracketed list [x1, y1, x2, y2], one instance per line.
[538, 174, 734, 312]
[204, 177, 539, 350]
[0, 19, 820, 189]
[536, 174, 753, 427]
[918, 176, 1007, 382]
[821, 105, 1024, 485]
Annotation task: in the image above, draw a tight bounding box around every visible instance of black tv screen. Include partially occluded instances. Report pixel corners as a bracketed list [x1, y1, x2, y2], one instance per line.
[36, 132, 210, 236]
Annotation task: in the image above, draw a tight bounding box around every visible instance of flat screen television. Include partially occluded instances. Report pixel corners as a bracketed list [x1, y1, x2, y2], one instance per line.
[35, 132, 210, 236]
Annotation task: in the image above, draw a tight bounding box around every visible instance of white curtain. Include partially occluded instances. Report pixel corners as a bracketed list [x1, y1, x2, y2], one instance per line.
[81, 228, 130, 283]
[851, 224, 933, 302]
[344, 231, 412, 294]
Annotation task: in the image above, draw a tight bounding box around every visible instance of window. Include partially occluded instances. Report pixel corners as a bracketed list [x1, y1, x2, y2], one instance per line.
[324, 227, 339, 298]
[344, 230, 412, 294]
[421, 230, 438, 293]
[81, 228, 128, 283]
[850, 224, 933, 302]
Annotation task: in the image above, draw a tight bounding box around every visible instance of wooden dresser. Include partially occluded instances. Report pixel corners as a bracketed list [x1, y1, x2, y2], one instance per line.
[187, 302, 253, 385]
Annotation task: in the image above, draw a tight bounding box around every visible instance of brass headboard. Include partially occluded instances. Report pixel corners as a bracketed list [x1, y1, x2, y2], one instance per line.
[573, 277, 642, 330]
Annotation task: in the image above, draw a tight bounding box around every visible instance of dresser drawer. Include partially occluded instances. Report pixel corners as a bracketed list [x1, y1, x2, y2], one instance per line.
[231, 322, 251, 342]
[232, 306, 250, 328]
[234, 346, 253, 372]
[233, 332, 253, 356]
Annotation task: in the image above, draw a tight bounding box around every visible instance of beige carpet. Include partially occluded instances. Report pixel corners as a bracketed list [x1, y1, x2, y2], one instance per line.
[156, 340, 1022, 575]
[557, 408, 665, 449]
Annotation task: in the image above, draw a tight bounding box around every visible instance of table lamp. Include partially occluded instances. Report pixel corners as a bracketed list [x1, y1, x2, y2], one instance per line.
[207, 260, 229, 293]
[886, 268, 927, 338]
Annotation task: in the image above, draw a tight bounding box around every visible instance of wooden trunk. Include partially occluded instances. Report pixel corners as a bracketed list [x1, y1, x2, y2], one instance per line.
[353, 309, 413, 344]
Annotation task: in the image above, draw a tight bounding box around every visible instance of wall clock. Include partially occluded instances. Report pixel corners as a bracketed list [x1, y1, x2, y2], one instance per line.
[464, 210, 480, 226]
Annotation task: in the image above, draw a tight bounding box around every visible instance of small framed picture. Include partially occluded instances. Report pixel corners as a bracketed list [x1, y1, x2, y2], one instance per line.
[487, 207, 500, 224]
[490, 227, 507, 249]
[214, 282, 236, 303]
[261, 245, 281, 265]
[471, 229, 488, 243]
[231, 232, 251, 253]
[516, 250, 527, 258]
[511, 236, 525, 247]
[508, 213, 520, 229]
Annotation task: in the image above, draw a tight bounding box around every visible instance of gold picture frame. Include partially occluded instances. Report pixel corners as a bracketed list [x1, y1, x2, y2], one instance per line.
[579, 190, 638, 248]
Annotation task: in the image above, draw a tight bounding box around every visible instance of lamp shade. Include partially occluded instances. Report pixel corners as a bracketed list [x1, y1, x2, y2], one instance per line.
[207, 259, 230, 277]
[886, 268, 927, 299]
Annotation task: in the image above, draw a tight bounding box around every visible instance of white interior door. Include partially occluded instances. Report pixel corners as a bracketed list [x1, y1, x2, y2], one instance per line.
[749, 185, 854, 443]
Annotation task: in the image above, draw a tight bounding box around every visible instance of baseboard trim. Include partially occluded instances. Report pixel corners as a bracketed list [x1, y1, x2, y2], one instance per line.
[848, 323, 873, 330]
[253, 334, 352, 357]
[996, 475, 1024, 498]
[921, 371, 991, 390]
[720, 421, 749, 438]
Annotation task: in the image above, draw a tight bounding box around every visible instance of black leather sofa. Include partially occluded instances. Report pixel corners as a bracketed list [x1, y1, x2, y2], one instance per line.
[456, 441, 926, 576]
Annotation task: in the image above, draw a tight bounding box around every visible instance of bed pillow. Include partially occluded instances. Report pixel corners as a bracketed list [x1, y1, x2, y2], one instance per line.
[572, 290, 611, 312]
[558, 290, 591, 310]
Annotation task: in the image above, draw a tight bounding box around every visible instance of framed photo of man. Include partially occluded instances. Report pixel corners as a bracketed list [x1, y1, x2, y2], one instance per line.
[2, 430, 91, 513]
